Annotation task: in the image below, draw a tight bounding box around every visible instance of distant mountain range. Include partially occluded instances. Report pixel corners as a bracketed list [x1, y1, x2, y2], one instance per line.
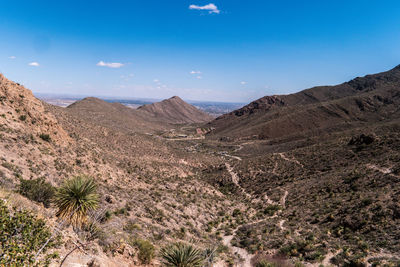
[38, 94, 245, 117]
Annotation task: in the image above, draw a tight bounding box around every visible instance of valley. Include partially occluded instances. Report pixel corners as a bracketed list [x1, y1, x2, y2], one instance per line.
[1, 65, 400, 267]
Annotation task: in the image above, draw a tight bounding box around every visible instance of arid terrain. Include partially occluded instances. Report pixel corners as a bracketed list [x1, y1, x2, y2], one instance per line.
[1, 65, 400, 266]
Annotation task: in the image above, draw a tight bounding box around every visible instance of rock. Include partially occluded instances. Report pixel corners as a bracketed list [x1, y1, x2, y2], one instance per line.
[348, 134, 375, 146]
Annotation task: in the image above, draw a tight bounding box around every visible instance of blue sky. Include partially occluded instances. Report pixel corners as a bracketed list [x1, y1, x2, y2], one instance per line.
[1, 0, 400, 102]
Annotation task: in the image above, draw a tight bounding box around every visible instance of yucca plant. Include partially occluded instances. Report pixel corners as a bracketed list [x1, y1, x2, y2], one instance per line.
[54, 175, 99, 227]
[160, 242, 204, 267]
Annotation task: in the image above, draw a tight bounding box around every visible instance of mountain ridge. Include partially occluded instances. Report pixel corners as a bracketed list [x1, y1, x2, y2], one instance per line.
[208, 64, 400, 140]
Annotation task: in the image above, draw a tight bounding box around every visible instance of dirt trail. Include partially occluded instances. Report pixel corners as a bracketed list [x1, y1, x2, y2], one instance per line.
[222, 233, 253, 267]
[277, 153, 303, 167]
[219, 146, 294, 267]
[219, 185, 290, 266]
[307, 250, 340, 267]
[307, 249, 399, 267]
[278, 220, 286, 231]
[225, 163, 252, 199]
[280, 190, 288, 208]
[366, 164, 400, 178]
[225, 154, 242, 161]
[221, 217, 272, 267]
[234, 141, 255, 153]
[271, 162, 279, 175]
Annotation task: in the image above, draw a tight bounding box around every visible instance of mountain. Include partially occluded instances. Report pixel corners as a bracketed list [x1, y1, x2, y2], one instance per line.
[65, 96, 170, 133]
[138, 96, 214, 124]
[208, 65, 400, 140]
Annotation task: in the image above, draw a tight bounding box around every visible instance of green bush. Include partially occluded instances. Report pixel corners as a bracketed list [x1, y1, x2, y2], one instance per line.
[18, 178, 55, 208]
[132, 239, 155, 264]
[0, 200, 58, 266]
[19, 115, 27, 121]
[39, 134, 51, 142]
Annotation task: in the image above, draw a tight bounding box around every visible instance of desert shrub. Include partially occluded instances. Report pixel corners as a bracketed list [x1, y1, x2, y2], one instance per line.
[232, 208, 241, 217]
[123, 221, 140, 233]
[263, 205, 282, 216]
[114, 206, 129, 216]
[54, 175, 99, 227]
[0, 200, 58, 266]
[131, 239, 155, 264]
[39, 133, 51, 142]
[19, 115, 26, 121]
[255, 260, 278, 267]
[18, 177, 55, 208]
[160, 242, 203, 267]
[253, 255, 294, 267]
[100, 210, 112, 222]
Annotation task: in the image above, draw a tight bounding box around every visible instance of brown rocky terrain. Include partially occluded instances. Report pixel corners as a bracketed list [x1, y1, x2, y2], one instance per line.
[1, 65, 400, 267]
[208, 65, 400, 141]
[138, 96, 214, 124]
[0, 73, 251, 266]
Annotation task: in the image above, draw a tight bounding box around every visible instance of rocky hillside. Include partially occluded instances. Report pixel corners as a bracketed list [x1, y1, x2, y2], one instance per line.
[208, 65, 400, 140]
[138, 96, 214, 124]
[0, 73, 70, 146]
[0, 73, 249, 266]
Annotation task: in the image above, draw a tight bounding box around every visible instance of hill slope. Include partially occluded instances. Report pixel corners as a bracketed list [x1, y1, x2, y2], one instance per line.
[208, 65, 400, 140]
[66, 97, 169, 133]
[0, 73, 248, 266]
[138, 96, 214, 124]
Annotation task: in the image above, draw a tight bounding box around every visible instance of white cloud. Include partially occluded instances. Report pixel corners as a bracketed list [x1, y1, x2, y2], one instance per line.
[8, 56, 16, 59]
[153, 79, 159, 83]
[240, 81, 247, 85]
[189, 3, 220, 14]
[190, 70, 202, 74]
[196, 76, 203, 79]
[28, 62, 40, 67]
[96, 61, 124, 68]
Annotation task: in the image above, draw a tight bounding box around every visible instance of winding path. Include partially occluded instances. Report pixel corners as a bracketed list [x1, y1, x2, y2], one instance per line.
[277, 153, 303, 167]
[225, 163, 252, 199]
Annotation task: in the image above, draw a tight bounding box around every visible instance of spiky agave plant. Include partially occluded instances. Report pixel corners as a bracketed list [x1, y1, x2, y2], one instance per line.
[160, 242, 204, 267]
[54, 175, 99, 227]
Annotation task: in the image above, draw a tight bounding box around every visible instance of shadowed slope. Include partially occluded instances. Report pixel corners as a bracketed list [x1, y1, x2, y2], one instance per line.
[208, 65, 400, 140]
